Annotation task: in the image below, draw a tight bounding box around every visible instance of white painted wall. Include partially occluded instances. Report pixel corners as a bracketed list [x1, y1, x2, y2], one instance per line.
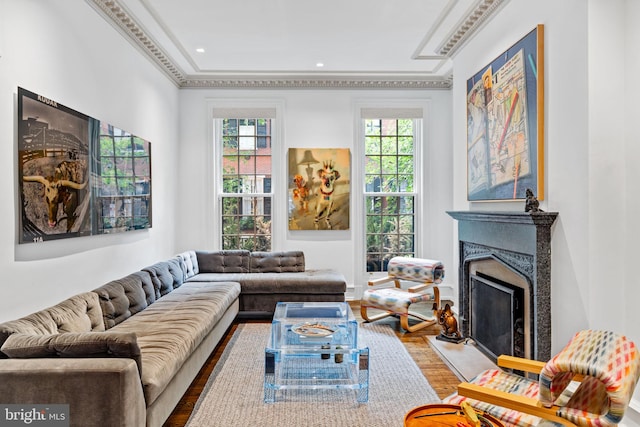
[623, 0, 640, 420]
[176, 89, 453, 296]
[0, 0, 180, 322]
[452, 0, 640, 416]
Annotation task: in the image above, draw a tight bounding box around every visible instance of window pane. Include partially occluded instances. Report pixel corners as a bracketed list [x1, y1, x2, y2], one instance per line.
[381, 137, 397, 155]
[366, 214, 382, 232]
[115, 157, 133, 176]
[399, 196, 414, 213]
[222, 197, 240, 215]
[223, 136, 238, 154]
[398, 156, 413, 174]
[114, 137, 132, 156]
[382, 175, 397, 192]
[365, 120, 381, 136]
[398, 136, 413, 154]
[398, 119, 413, 135]
[365, 156, 381, 175]
[398, 175, 414, 192]
[222, 177, 239, 193]
[365, 137, 381, 155]
[223, 156, 238, 174]
[100, 136, 114, 156]
[134, 158, 150, 176]
[381, 156, 397, 174]
[381, 119, 397, 136]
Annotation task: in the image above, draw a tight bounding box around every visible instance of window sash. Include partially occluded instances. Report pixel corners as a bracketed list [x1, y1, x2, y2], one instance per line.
[215, 115, 273, 251]
[362, 118, 418, 272]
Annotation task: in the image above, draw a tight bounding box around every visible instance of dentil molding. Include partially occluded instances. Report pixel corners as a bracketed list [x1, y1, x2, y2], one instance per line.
[87, 0, 505, 89]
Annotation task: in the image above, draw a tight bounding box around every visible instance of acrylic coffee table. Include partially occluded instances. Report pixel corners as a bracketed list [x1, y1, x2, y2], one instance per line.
[263, 301, 369, 403]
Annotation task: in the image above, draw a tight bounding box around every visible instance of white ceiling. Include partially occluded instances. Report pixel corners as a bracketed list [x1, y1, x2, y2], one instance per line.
[87, 0, 507, 88]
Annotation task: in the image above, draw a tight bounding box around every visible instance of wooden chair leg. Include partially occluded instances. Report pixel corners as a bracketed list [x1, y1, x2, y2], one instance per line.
[401, 312, 437, 332]
[360, 305, 395, 323]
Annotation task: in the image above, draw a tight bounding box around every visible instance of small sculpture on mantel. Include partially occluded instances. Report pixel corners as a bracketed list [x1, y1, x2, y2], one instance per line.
[524, 188, 544, 213]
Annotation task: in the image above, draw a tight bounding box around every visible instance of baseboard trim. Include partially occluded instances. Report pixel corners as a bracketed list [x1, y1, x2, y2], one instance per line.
[622, 399, 640, 427]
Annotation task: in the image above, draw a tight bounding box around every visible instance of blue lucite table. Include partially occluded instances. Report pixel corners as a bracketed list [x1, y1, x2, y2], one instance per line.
[264, 302, 369, 403]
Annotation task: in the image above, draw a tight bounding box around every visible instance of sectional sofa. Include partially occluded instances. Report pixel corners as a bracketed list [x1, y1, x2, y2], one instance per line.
[0, 250, 346, 427]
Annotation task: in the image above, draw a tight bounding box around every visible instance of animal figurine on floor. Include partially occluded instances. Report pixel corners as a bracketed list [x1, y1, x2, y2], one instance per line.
[314, 160, 340, 229]
[524, 188, 544, 213]
[436, 303, 464, 343]
[292, 174, 310, 212]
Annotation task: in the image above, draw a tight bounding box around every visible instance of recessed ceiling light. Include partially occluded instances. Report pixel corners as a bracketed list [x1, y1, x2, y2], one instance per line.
[316, 62, 324, 68]
[196, 48, 205, 53]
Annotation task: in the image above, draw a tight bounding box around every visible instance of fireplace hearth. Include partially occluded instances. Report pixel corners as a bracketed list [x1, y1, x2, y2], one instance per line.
[447, 211, 558, 361]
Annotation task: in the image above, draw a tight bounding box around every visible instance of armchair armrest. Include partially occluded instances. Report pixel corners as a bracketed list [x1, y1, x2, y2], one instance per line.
[497, 355, 545, 374]
[407, 282, 435, 293]
[497, 355, 585, 382]
[367, 276, 398, 287]
[457, 382, 576, 427]
[0, 358, 145, 426]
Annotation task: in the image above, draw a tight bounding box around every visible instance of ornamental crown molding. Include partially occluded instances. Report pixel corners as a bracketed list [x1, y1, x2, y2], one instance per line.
[179, 76, 454, 90]
[438, 0, 507, 57]
[87, 0, 504, 89]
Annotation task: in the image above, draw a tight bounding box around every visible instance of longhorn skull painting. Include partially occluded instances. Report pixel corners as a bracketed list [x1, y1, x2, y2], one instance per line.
[18, 88, 92, 242]
[288, 148, 350, 230]
[17, 87, 152, 244]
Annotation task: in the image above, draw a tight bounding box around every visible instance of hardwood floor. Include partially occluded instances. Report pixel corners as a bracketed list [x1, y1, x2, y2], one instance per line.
[163, 301, 462, 427]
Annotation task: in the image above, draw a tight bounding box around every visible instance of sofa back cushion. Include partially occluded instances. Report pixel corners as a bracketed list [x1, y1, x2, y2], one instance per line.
[0, 332, 142, 376]
[250, 251, 305, 273]
[0, 292, 105, 349]
[176, 251, 199, 279]
[142, 259, 184, 298]
[93, 271, 155, 329]
[196, 250, 250, 273]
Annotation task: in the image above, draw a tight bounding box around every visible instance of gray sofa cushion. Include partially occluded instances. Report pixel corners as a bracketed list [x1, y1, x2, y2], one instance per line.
[142, 259, 184, 298]
[187, 270, 347, 294]
[93, 272, 156, 329]
[0, 292, 105, 349]
[0, 332, 142, 375]
[109, 281, 241, 406]
[250, 251, 305, 273]
[176, 251, 199, 279]
[196, 250, 250, 273]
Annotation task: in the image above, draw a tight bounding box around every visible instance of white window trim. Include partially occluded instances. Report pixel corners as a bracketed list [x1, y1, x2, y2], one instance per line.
[206, 99, 285, 251]
[353, 100, 430, 298]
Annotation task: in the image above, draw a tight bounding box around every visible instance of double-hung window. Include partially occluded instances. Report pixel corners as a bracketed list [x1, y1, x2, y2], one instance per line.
[362, 115, 419, 272]
[215, 116, 273, 251]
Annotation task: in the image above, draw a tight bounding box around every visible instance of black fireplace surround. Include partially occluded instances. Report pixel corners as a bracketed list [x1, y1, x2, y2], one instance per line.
[447, 211, 558, 362]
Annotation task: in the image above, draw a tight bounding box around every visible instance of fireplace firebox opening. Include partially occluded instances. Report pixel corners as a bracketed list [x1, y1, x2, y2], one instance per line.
[471, 272, 525, 362]
[468, 258, 532, 360]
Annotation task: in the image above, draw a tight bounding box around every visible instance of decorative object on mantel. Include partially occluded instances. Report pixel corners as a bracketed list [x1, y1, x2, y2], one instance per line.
[524, 188, 544, 213]
[466, 25, 544, 201]
[435, 303, 465, 344]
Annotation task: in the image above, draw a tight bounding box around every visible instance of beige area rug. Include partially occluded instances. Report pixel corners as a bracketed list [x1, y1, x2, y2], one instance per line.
[186, 323, 440, 427]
